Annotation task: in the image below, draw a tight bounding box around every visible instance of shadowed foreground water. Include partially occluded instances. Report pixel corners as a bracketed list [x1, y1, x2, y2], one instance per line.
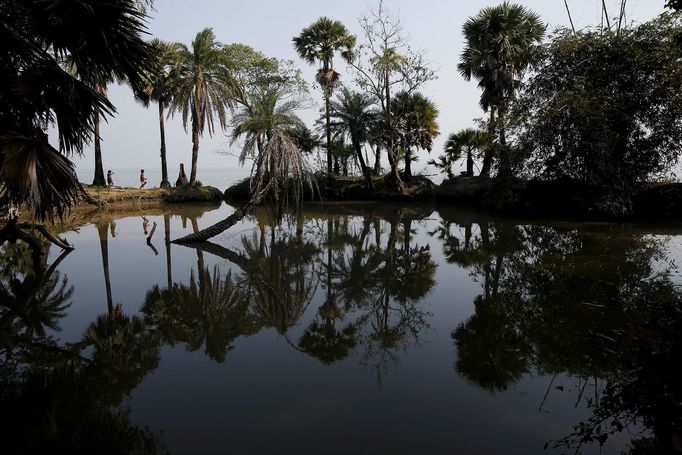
[1, 202, 681, 454]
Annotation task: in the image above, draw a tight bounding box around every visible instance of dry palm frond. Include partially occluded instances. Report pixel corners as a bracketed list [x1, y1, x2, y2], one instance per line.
[316, 69, 341, 93]
[251, 129, 315, 222]
[0, 130, 84, 220]
[173, 129, 315, 243]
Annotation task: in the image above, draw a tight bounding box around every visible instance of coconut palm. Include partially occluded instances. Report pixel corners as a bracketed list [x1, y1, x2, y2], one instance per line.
[458, 2, 545, 176]
[167, 28, 242, 185]
[391, 91, 440, 181]
[293, 17, 356, 174]
[329, 88, 375, 188]
[0, 0, 156, 221]
[141, 39, 183, 187]
[231, 87, 304, 164]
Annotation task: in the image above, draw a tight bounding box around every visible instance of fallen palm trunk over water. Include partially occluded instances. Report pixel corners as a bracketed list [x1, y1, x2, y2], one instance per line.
[173, 130, 313, 244]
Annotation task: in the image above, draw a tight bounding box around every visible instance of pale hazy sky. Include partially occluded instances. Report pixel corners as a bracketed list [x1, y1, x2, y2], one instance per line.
[67, 0, 666, 184]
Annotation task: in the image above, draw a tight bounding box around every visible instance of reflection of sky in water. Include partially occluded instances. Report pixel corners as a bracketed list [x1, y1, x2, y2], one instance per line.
[15, 202, 682, 454]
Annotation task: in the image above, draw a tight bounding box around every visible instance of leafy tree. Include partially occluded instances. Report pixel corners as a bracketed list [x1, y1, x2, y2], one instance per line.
[458, 2, 545, 177]
[391, 91, 440, 181]
[167, 28, 242, 185]
[293, 17, 356, 174]
[329, 87, 376, 187]
[510, 13, 682, 215]
[667, 0, 682, 11]
[350, 1, 436, 189]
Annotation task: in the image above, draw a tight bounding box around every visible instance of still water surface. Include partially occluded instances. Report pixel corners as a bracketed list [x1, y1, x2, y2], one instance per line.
[2, 202, 681, 454]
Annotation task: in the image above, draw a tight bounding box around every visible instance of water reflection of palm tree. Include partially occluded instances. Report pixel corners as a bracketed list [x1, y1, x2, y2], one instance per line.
[164, 213, 173, 288]
[350, 212, 437, 379]
[0, 246, 73, 347]
[96, 221, 114, 314]
[143, 266, 256, 363]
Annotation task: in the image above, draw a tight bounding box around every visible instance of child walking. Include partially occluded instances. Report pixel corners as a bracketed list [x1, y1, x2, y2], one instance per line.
[139, 169, 147, 188]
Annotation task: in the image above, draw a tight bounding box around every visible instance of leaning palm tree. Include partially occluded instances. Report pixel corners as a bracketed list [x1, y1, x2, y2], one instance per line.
[293, 17, 356, 174]
[167, 28, 242, 185]
[458, 2, 545, 176]
[329, 87, 375, 188]
[141, 38, 183, 187]
[174, 127, 313, 243]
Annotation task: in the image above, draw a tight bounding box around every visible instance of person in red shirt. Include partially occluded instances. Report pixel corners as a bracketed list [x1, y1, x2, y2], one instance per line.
[139, 169, 147, 188]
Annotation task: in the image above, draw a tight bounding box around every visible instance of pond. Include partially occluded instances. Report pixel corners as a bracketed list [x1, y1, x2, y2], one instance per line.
[2, 202, 681, 454]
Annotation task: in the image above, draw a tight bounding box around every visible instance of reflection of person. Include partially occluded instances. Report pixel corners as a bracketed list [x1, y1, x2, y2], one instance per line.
[110, 220, 117, 238]
[107, 170, 114, 186]
[139, 169, 147, 188]
[142, 216, 149, 235]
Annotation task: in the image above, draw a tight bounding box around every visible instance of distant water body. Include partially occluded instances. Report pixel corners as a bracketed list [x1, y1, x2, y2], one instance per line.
[77, 167, 250, 190]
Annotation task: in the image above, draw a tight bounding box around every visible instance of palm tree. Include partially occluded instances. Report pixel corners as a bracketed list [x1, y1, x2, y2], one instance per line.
[142, 39, 182, 187]
[458, 2, 545, 176]
[329, 87, 375, 188]
[432, 128, 490, 178]
[167, 28, 242, 185]
[0, 0, 156, 257]
[230, 87, 304, 164]
[293, 17, 356, 174]
[173, 128, 312, 243]
[391, 91, 440, 181]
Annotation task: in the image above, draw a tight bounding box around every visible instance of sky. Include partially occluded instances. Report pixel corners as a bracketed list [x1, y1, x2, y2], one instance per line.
[67, 0, 667, 185]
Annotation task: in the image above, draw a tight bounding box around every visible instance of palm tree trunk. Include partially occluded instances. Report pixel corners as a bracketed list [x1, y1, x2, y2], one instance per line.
[173, 200, 255, 243]
[190, 111, 200, 185]
[466, 147, 474, 177]
[481, 108, 496, 177]
[92, 111, 106, 186]
[373, 145, 381, 175]
[92, 84, 107, 186]
[164, 214, 172, 288]
[404, 147, 413, 182]
[325, 94, 333, 174]
[159, 100, 170, 188]
[353, 139, 373, 189]
[498, 109, 511, 177]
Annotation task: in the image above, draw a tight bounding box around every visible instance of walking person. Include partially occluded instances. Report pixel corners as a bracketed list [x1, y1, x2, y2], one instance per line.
[139, 169, 147, 189]
[107, 170, 114, 187]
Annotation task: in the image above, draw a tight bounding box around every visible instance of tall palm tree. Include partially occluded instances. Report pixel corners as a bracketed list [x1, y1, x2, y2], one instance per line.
[167, 28, 242, 185]
[391, 91, 440, 181]
[458, 2, 545, 177]
[142, 39, 182, 187]
[293, 17, 356, 174]
[329, 87, 375, 188]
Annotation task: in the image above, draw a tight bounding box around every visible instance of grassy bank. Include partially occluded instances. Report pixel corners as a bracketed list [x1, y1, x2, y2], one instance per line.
[84, 185, 224, 205]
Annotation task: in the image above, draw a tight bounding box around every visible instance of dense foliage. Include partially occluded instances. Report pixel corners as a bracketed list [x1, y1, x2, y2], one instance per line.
[0, 0, 156, 218]
[510, 14, 682, 211]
